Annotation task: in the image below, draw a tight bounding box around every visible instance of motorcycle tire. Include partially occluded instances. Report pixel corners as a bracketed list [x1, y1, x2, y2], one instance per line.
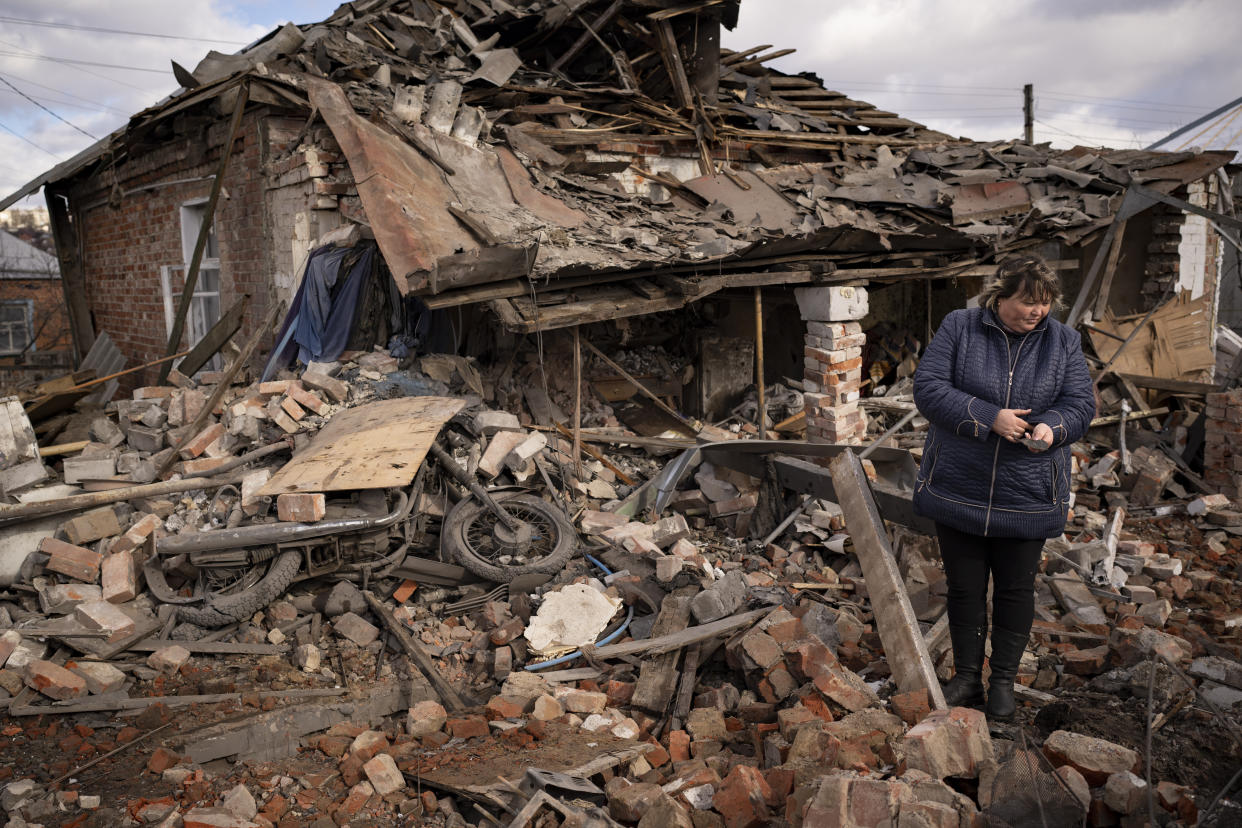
[443, 491, 577, 582]
[176, 549, 303, 628]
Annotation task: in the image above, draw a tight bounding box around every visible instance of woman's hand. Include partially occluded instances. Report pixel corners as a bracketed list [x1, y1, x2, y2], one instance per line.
[1027, 422, 1054, 451]
[992, 408, 1031, 443]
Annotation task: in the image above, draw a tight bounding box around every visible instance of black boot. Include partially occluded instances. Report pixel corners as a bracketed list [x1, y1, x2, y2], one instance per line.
[942, 625, 986, 708]
[986, 627, 1030, 721]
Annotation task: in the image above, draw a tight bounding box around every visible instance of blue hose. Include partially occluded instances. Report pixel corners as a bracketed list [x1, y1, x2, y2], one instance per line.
[524, 553, 635, 671]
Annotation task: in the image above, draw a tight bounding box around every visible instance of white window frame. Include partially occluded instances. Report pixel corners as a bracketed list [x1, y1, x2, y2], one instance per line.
[160, 199, 223, 372]
[0, 298, 34, 355]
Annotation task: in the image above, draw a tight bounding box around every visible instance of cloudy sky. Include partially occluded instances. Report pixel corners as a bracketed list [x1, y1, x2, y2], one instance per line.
[2, 0, 1240, 210]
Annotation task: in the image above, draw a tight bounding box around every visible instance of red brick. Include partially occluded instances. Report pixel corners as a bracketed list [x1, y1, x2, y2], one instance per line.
[40, 538, 103, 582]
[178, 422, 225, 459]
[447, 716, 488, 740]
[109, 513, 162, 554]
[890, 688, 932, 726]
[24, 660, 87, 700]
[391, 579, 418, 603]
[668, 729, 691, 762]
[101, 550, 141, 603]
[146, 747, 180, 774]
[712, 764, 772, 828]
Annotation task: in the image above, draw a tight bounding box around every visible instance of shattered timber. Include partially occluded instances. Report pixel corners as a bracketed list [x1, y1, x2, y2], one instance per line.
[0, 0, 1241, 826]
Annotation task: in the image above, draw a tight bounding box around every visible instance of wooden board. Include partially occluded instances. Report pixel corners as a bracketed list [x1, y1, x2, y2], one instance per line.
[259, 397, 465, 495]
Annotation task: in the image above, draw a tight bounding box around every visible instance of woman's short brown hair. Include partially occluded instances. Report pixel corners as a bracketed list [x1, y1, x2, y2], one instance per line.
[980, 254, 1062, 310]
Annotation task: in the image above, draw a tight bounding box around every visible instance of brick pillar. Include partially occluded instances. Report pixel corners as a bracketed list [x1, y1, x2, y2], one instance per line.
[795, 286, 869, 446]
[1203, 389, 1242, 498]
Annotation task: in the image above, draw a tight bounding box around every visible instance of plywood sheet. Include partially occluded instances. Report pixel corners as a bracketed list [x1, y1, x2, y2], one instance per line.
[260, 397, 465, 495]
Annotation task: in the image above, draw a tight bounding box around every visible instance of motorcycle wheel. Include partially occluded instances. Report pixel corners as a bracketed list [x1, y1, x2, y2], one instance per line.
[176, 549, 303, 628]
[443, 492, 577, 582]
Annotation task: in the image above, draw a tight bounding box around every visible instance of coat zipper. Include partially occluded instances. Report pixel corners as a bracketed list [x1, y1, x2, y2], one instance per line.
[984, 322, 1031, 534]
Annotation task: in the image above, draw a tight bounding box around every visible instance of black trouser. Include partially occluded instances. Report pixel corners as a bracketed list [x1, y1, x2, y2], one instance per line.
[935, 523, 1044, 635]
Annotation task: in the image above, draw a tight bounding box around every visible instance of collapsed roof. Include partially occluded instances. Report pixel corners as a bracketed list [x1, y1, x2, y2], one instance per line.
[1, 0, 1232, 327]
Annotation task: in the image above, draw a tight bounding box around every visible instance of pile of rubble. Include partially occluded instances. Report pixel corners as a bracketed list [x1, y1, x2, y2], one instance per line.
[0, 328, 1239, 827]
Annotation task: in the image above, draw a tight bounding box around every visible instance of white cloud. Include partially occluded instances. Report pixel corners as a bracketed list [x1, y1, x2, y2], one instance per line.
[723, 0, 1242, 151]
[0, 1, 329, 207]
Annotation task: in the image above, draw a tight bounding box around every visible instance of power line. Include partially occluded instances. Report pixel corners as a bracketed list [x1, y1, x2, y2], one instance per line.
[0, 71, 129, 114]
[0, 119, 61, 157]
[825, 79, 1017, 93]
[0, 75, 97, 139]
[0, 38, 149, 92]
[1040, 93, 1206, 116]
[0, 86, 125, 116]
[0, 15, 251, 45]
[0, 50, 167, 74]
[1043, 88, 1209, 112]
[1034, 118, 1144, 146]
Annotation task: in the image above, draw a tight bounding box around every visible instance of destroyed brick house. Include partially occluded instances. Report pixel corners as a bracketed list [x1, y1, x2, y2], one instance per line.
[0, 229, 73, 389]
[2, 1, 1242, 827]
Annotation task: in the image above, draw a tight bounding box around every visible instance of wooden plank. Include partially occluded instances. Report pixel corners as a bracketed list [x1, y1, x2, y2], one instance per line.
[589, 606, 773, 660]
[364, 591, 469, 712]
[176, 293, 250, 377]
[1091, 219, 1127, 320]
[672, 642, 701, 720]
[828, 450, 946, 707]
[1115, 373, 1218, 396]
[631, 593, 692, 713]
[10, 687, 346, 717]
[259, 397, 464, 495]
[655, 19, 695, 108]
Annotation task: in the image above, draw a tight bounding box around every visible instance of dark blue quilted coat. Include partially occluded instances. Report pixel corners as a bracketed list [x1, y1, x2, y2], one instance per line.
[912, 307, 1095, 539]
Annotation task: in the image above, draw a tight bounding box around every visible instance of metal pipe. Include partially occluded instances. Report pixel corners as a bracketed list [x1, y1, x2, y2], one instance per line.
[427, 442, 520, 531]
[156, 488, 412, 556]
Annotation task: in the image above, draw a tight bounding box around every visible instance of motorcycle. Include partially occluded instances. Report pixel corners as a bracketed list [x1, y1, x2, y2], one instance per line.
[144, 435, 577, 628]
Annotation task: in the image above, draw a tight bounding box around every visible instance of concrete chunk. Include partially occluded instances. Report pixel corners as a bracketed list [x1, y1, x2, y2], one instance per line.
[74, 599, 136, 641]
[334, 611, 380, 646]
[478, 430, 527, 478]
[690, 571, 747, 624]
[903, 707, 994, 779]
[0, 458, 48, 495]
[364, 754, 405, 795]
[148, 645, 191, 674]
[473, 410, 521, 436]
[67, 660, 127, 694]
[301, 370, 349, 403]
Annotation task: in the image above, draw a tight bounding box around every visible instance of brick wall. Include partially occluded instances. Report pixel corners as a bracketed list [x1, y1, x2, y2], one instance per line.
[0, 277, 74, 388]
[62, 106, 346, 392]
[797, 286, 870, 447]
[1203, 389, 1242, 499]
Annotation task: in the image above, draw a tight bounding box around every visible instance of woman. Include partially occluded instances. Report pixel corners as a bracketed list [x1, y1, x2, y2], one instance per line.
[912, 254, 1095, 721]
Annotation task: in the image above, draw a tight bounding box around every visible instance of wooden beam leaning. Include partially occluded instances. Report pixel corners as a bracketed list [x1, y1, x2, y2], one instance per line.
[580, 337, 701, 434]
[156, 301, 282, 478]
[176, 293, 250, 377]
[364, 591, 468, 712]
[828, 450, 946, 708]
[159, 81, 250, 383]
[631, 592, 692, 713]
[1091, 219, 1128, 321]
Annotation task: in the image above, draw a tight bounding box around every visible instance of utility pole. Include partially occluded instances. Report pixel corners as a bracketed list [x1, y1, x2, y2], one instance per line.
[1023, 83, 1034, 144]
